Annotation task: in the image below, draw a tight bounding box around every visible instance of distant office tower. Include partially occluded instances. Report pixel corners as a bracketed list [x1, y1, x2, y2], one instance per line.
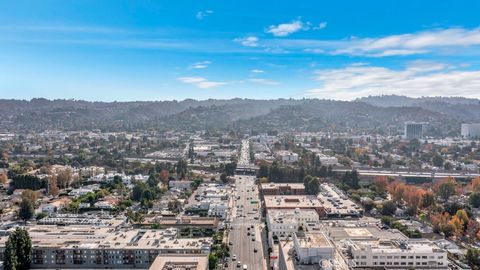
[404, 122, 424, 139]
[461, 123, 480, 138]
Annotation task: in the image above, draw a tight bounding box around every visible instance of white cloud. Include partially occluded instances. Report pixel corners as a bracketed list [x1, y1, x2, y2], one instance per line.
[334, 27, 480, 57]
[196, 10, 213, 20]
[189, 61, 211, 69]
[234, 36, 259, 47]
[306, 62, 480, 100]
[266, 20, 305, 37]
[251, 69, 264, 73]
[314, 22, 327, 30]
[248, 78, 280, 85]
[178, 77, 226, 89]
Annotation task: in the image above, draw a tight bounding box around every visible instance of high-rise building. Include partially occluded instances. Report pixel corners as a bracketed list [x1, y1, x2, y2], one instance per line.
[461, 123, 480, 139]
[404, 122, 424, 139]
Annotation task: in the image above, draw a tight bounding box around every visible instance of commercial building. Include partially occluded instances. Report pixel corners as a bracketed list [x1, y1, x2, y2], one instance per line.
[148, 255, 208, 270]
[260, 183, 305, 196]
[263, 195, 325, 217]
[266, 209, 319, 241]
[404, 122, 424, 139]
[461, 123, 480, 139]
[345, 239, 448, 269]
[318, 183, 362, 218]
[0, 225, 211, 269]
[293, 231, 335, 265]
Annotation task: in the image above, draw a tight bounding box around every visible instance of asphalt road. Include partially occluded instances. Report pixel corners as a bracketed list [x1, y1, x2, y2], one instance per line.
[227, 175, 266, 270]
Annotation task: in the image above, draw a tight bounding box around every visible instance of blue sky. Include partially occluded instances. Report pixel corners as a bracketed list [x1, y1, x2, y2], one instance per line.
[2, 0, 480, 101]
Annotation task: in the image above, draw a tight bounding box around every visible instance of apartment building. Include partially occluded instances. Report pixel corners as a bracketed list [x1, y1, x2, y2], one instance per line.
[0, 225, 211, 269]
[346, 239, 448, 269]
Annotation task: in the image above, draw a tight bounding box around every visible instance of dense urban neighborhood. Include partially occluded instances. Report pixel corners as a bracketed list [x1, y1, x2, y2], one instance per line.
[0, 108, 480, 270]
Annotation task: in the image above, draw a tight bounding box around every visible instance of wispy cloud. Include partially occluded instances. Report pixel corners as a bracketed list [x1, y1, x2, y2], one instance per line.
[266, 20, 305, 37]
[265, 20, 326, 37]
[0, 24, 130, 34]
[251, 69, 264, 73]
[248, 78, 281, 85]
[314, 22, 327, 30]
[234, 36, 259, 47]
[306, 61, 480, 99]
[333, 27, 480, 57]
[178, 76, 226, 89]
[196, 10, 213, 20]
[189, 61, 211, 69]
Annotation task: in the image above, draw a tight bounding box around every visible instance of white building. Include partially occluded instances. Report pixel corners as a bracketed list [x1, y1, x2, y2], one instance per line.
[461, 123, 480, 139]
[316, 154, 338, 166]
[266, 209, 319, 240]
[346, 239, 448, 269]
[169, 180, 193, 191]
[292, 231, 334, 265]
[207, 202, 229, 220]
[276, 151, 299, 163]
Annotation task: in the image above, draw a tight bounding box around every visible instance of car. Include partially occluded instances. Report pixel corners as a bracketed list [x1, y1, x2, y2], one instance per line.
[247, 232, 250, 236]
[247, 227, 250, 231]
[232, 255, 237, 261]
[251, 225, 254, 228]
[252, 238, 255, 241]
[229, 242, 233, 245]
[254, 248, 258, 253]
[237, 261, 241, 267]
[224, 262, 229, 267]
[243, 264, 248, 269]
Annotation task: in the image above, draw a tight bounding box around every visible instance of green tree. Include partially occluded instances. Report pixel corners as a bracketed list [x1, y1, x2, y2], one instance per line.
[19, 198, 34, 223]
[220, 173, 228, 183]
[470, 192, 480, 208]
[466, 248, 480, 269]
[432, 154, 444, 167]
[438, 180, 456, 201]
[381, 200, 397, 216]
[208, 253, 218, 270]
[3, 228, 32, 270]
[3, 238, 17, 270]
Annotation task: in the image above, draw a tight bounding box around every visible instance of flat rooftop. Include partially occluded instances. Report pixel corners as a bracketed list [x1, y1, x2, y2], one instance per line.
[349, 239, 445, 254]
[264, 195, 321, 209]
[261, 183, 305, 189]
[325, 225, 407, 243]
[295, 231, 332, 248]
[0, 224, 211, 251]
[149, 255, 208, 270]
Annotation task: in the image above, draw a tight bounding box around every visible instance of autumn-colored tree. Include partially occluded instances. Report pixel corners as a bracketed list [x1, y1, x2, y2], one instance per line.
[456, 209, 469, 224]
[469, 177, 480, 192]
[431, 212, 451, 234]
[373, 176, 389, 195]
[421, 191, 435, 209]
[159, 169, 169, 185]
[0, 172, 7, 184]
[21, 189, 38, 202]
[449, 215, 464, 237]
[433, 177, 457, 201]
[48, 175, 59, 197]
[388, 181, 406, 203]
[1, 151, 8, 162]
[404, 186, 426, 212]
[57, 168, 73, 189]
[465, 220, 480, 242]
